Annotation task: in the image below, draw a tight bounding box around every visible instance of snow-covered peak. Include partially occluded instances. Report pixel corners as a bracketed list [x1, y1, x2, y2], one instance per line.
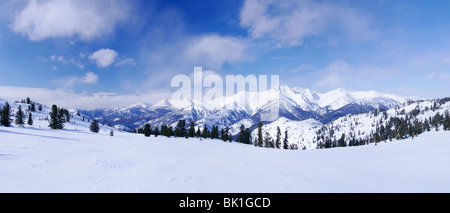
[152, 98, 172, 108]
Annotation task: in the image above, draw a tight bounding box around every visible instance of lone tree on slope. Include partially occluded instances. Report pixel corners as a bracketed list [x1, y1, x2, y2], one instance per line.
[15, 105, 25, 127]
[90, 120, 100, 133]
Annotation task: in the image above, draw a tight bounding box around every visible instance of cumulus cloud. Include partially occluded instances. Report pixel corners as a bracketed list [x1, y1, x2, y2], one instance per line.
[184, 34, 249, 67]
[11, 0, 131, 41]
[240, 0, 374, 47]
[89, 48, 118, 68]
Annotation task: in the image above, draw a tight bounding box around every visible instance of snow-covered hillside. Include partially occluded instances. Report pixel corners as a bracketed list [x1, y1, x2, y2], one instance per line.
[0, 99, 114, 133]
[1, 122, 450, 192]
[257, 98, 450, 150]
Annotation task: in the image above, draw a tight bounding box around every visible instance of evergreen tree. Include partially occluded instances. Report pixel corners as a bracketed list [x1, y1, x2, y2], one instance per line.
[444, 111, 450, 131]
[202, 125, 208, 139]
[188, 121, 195, 137]
[257, 122, 263, 147]
[283, 129, 289, 149]
[195, 128, 201, 138]
[26, 97, 31, 104]
[211, 125, 219, 139]
[424, 118, 431, 132]
[110, 129, 114, 136]
[144, 123, 151, 137]
[373, 133, 381, 143]
[263, 132, 272, 148]
[27, 112, 33, 126]
[64, 109, 70, 122]
[275, 126, 281, 149]
[48, 105, 64, 129]
[161, 125, 169, 137]
[237, 124, 245, 143]
[175, 119, 186, 137]
[30, 102, 36, 112]
[90, 120, 100, 133]
[38, 105, 42, 111]
[1, 102, 12, 127]
[168, 126, 174, 137]
[244, 128, 251, 144]
[338, 133, 346, 147]
[154, 127, 159, 137]
[15, 105, 25, 127]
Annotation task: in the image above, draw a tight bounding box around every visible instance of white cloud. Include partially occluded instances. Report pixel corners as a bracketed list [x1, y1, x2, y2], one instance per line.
[115, 58, 136, 66]
[89, 48, 118, 68]
[48, 54, 84, 69]
[184, 34, 249, 67]
[54, 71, 98, 88]
[0, 86, 172, 109]
[314, 60, 351, 89]
[79, 71, 98, 84]
[240, 0, 373, 47]
[11, 0, 131, 41]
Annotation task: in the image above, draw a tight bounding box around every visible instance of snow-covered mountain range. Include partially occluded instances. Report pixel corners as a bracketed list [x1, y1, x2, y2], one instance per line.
[80, 86, 408, 131]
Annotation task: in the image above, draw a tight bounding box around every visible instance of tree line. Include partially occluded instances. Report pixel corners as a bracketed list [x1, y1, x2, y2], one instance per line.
[133, 119, 295, 150]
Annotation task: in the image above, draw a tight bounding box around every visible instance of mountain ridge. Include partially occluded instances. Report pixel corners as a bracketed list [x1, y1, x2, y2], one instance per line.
[80, 86, 408, 131]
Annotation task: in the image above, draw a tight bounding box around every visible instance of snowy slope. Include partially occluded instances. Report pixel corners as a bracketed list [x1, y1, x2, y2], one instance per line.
[1, 123, 450, 192]
[0, 99, 114, 134]
[312, 99, 450, 146]
[254, 98, 450, 150]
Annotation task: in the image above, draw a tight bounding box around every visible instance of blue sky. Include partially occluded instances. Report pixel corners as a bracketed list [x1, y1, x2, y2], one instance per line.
[0, 0, 450, 108]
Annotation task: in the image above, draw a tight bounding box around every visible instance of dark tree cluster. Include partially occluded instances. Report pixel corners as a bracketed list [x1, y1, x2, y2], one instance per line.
[48, 104, 69, 130]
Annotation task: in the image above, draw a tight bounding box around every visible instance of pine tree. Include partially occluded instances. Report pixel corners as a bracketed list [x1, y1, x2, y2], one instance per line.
[144, 123, 151, 137]
[238, 124, 245, 143]
[338, 133, 346, 147]
[424, 118, 431, 132]
[444, 111, 450, 131]
[110, 129, 114, 136]
[26, 97, 31, 104]
[195, 128, 201, 138]
[1, 102, 12, 127]
[202, 125, 208, 139]
[27, 112, 33, 126]
[283, 129, 289, 149]
[188, 121, 195, 137]
[49, 105, 64, 129]
[257, 122, 263, 147]
[245, 128, 251, 144]
[38, 105, 42, 111]
[90, 120, 100, 133]
[161, 125, 168, 137]
[30, 102, 36, 112]
[64, 109, 70, 122]
[275, 126, 281, 149]
[263, 132, 272, 148]
[15, 105, 25, 127]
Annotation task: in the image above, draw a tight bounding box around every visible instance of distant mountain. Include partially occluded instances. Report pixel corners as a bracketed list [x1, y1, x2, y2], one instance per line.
[80, 86, 408, 131]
